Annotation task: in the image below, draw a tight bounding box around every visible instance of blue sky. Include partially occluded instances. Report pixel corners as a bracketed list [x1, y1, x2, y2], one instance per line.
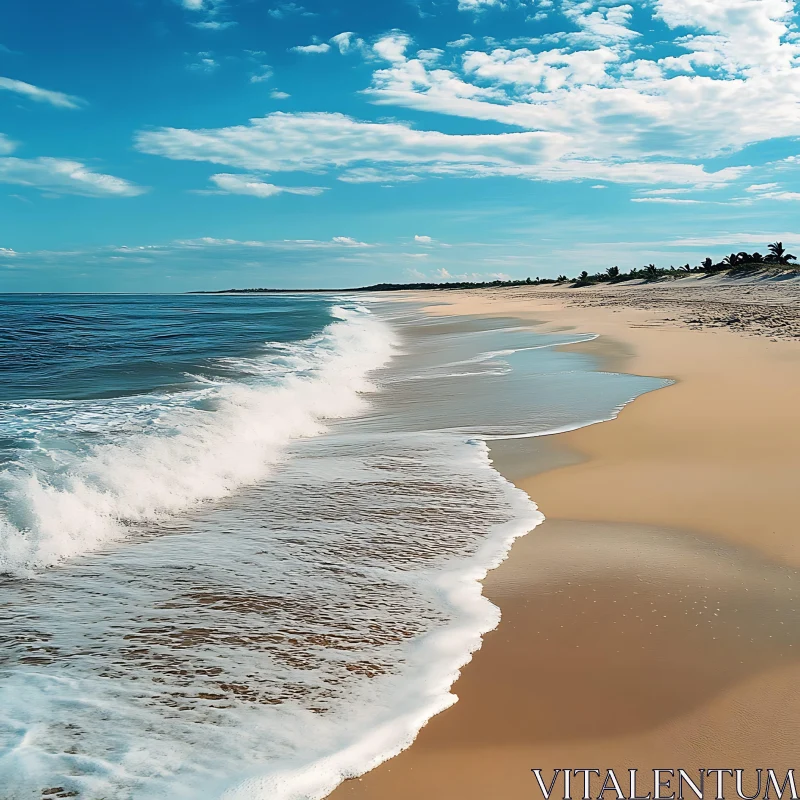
[2, 0, 800, 291]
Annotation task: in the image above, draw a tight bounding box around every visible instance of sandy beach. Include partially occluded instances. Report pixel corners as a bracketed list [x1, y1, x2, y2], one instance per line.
[330, 276, 800, 800]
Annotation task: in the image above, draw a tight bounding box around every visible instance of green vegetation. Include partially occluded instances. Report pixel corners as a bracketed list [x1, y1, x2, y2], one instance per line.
[564, 241, 797, 287]
[192, 277, 563, 294]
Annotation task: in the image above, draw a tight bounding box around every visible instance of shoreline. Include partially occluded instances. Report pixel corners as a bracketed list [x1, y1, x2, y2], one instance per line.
[329, 283, 800, 800]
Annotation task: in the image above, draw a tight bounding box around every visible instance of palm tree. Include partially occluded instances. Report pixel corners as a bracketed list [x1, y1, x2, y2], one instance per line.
[737, 251, 753, 262]
[701, 257, 713, 272]
[767, 241, 797, 265]
[722, 253, 740, 267]
[750, 252, 764, 262]
[681, 263, 692, 272]
[606, 266, 619, 278]
[643, 263, 660, 279]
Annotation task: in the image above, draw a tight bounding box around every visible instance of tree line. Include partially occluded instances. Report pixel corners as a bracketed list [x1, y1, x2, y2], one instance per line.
[570, 241, 797, 286]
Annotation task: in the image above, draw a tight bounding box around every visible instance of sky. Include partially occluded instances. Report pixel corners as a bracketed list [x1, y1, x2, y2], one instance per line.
[2, 0, 800, 291]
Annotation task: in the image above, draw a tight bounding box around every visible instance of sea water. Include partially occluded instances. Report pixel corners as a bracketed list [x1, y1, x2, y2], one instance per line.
[0, 294, 667, 799]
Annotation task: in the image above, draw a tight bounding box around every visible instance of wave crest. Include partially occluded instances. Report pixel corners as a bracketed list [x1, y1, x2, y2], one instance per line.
[0, 306, 395, 573]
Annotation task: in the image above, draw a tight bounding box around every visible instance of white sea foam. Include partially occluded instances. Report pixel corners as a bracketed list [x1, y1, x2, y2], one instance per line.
[0, 433, 542, 800]
[220, 443, 543, 800]
[0, 306, 395, 573]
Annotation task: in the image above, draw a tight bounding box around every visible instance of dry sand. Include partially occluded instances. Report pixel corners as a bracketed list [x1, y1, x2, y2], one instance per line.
[329, 276, 800, 800]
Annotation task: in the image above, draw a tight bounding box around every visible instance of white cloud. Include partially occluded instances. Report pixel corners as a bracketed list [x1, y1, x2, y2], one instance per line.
[192, 20, 236, 29]
[668, 232, 800, 248]
[270, 90, 290, 99]
[136, 5, 800, 199]
[447, 34, 474, 48]
[373, 32, 412, 64]
[651, 0, 798, 73]
[0, 134, 16, 155]
[338, 167, 422, 183]
[136, 112, 746, 187]
[331, 236, 371, 246]
[177, 0, 233, 30]
[414, 234, 434, 244]
[0, 157, 146, 197]
[638, 187, 693, 195]
[744, 182, 800, 201]
[331, 32, 365, 55]
[0, 77, 84, 109]
[562, 3, 639, 46]
[136, 112, 556, 171]
[208, 173, 326, 197]
[458, 0, 505, 11]
[359, 4, 800, 167]
[268, 3, 314, 19]
[135, 110, 746, 188]
[291, 42, 331, 54]
[188, 53, 219, 73]
[761, 191, 800, 201]
[631, 197, 705, 204]
[462, 45, 622, 91]
[250, 66, 273, 83]
[173, 236, 370, 249]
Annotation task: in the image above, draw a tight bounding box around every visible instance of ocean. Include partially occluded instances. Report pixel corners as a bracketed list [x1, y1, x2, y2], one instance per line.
[0, 294, 667, 800]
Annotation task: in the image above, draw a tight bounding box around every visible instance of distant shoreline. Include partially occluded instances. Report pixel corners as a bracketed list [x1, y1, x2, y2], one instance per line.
[188, 279, 547, 294]
[189, 267, 799, 296]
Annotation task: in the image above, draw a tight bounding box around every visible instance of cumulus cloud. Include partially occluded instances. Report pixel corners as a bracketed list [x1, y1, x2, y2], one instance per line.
[330, 32, 365, 55]
[0, 157, 146, 197]
[208, 173, 326, 197]
[135, 110, 744, 188]
[651, 0, 798, 72]
[0, 77, 84, 109]
[414, 234, 434, 244]
[562, 2, 639, 46]
[360, 3, 800, 167]
[270, 90, 290, 99]
[373, 32, 412, 63]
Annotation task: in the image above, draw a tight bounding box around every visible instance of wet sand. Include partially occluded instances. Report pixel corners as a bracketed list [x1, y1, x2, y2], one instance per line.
[329, 280, 800, 799]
